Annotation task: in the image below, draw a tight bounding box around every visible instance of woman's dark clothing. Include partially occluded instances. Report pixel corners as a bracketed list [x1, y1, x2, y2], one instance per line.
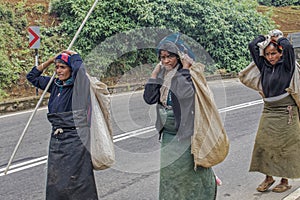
[47, 111, 98, 200]
[26, 54, 87, 113]
[27, 54, 98, 200]
[143, 65, 216, 200]
[248, 35, 295, 98]
[143, 67, 195, 140]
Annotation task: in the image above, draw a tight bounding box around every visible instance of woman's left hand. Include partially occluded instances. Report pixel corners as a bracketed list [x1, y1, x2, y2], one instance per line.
[271, 35, 283, 42]
[180, 53, 194, 69]
[269, 29, 283, 42]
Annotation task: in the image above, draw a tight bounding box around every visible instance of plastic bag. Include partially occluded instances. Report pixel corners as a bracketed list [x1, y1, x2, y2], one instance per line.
[88, 74, 115, 170]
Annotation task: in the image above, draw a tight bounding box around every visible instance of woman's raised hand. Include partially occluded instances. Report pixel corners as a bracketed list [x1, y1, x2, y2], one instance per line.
[180, 53, 194, 69]
[269, 29, 283, 42]
[62, 50, 77, 55]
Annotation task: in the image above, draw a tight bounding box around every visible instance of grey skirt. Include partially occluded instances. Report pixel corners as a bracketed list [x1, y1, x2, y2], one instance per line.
[249, 94, 300, 178]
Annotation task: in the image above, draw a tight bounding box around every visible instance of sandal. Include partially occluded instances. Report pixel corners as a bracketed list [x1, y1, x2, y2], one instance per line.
[256, 179, 275, 192]
[272, 184, 292, 193]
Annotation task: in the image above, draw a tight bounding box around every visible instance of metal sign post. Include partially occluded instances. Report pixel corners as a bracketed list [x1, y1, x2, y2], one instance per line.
[35, 49, 39, 96]
[29, 26, 41, 96]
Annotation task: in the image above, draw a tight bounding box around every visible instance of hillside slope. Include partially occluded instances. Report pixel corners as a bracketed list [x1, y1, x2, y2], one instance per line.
[4, 0, 57, 27]
[258, 6, 300, 35]
[8, 1, 300, 36]
[3, 1, 300, 100]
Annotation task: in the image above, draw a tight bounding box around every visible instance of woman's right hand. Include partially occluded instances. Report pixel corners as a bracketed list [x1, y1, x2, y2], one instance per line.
[37, 53, 59, 72]
[50, 52, 63, 63]
[62, 50, 77, 55]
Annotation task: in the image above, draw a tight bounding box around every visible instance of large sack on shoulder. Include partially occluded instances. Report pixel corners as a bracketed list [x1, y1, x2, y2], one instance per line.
[87, 74, 115, 170]
[239, 61, 300, 108]
[190, 63, 229, 168]
[238, 61, 264, 97]
[286, 63, 300, 109]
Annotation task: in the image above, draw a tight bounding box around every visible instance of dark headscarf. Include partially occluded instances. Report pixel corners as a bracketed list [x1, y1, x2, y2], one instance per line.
[55, 53, 72, 68]
[157, 33, 195, 61]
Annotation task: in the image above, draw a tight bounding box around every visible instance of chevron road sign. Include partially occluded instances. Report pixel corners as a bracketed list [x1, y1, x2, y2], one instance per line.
[28, 26, 40, 49]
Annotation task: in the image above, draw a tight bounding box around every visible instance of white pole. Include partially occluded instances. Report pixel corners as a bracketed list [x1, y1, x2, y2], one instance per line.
[4, 0, 99, 175]
[35, 49, 39, 96]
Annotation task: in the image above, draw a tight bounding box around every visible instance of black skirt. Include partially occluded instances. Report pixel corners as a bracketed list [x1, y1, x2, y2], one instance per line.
[46, 111, 98, 200]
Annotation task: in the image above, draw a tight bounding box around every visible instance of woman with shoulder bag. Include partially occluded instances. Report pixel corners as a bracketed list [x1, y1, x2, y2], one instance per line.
[143, 38, 217, 200]
[27, 50, 98, 200]
[248, 29, 300, 193]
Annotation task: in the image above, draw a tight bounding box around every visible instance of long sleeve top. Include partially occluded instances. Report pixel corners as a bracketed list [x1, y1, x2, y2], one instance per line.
[143, 65, 195, 140]
[26, 54, 89, 114]
[248, 35, 295, 98]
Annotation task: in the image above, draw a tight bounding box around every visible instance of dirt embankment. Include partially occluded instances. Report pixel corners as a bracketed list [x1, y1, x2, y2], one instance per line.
[4, 0, 59, 27]
[258, 6, 300, 35]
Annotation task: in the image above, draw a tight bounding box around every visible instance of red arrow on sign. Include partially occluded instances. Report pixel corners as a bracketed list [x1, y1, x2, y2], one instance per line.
[28, 27, 40, 48]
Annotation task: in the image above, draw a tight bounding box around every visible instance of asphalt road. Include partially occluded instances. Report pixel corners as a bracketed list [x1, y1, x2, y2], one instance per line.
[0, 78, 300, 200]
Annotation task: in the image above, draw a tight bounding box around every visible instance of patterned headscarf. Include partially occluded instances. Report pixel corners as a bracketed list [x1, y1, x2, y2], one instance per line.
[157, 33, 195, 107]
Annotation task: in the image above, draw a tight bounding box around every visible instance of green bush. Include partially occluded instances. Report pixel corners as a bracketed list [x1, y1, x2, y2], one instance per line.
[0, 0, 275, 99]
[0, 3, 26, 90]
[51, 0, 273, 79]
[0, 1, 65, 99]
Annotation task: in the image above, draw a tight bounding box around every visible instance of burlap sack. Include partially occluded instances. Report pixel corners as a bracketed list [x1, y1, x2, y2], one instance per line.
[238, 61, 264, 97]
[286, 63, 300, 109]
[190, 63, 229, 168]
[238, 61, 300, 108]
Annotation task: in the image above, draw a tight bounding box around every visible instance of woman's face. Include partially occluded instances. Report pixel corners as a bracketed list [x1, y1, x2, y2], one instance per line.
[264, 45, 282, 66]
[55, 62, 71, 82]
[160, 50, 178, 70]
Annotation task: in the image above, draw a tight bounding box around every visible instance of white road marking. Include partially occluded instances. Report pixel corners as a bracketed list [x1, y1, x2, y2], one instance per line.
[283, 188, 300, 200]
[0, 107, 47, 119]
[113, 126, 155, 142]
[0, 99, 263, 176]
[218, 99, 263, 113]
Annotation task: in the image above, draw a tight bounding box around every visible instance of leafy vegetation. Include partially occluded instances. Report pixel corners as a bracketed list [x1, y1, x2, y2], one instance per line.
[1, 0, 275, 100]
[0, 2, 27, 98]
[0, 1, 65, 100]
[51, 0, 273, 76]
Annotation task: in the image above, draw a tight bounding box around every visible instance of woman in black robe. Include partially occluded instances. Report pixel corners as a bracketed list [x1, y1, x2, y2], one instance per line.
[27, 50, 98, 200]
